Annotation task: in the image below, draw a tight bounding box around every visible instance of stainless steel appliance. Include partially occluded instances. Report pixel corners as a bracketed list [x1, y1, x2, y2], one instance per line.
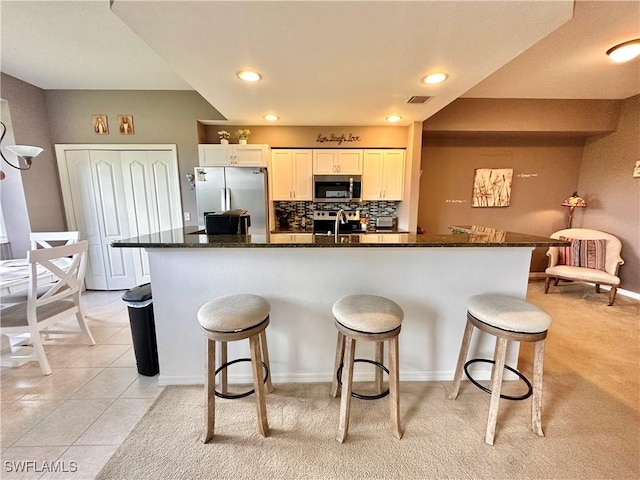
[313, 210, 361, 234]
[195, 167, 268, 235]
[313, 175, 362, 203]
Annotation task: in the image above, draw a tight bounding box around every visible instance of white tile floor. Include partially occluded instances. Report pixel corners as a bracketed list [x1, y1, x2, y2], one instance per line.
[1, 290, 164, 479]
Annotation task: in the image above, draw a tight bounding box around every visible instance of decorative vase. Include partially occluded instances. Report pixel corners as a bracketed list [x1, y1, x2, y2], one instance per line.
[220, 138, 229, 145]
[239, 138, 248, 145]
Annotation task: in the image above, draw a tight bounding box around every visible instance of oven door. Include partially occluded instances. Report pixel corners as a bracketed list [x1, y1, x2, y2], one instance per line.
[313, 175, 361, 203]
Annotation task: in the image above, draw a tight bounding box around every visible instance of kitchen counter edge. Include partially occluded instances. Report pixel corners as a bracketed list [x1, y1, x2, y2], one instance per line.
[111, 226, 567, 249]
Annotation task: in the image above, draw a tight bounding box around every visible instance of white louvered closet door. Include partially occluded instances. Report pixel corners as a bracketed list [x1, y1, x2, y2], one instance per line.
[57, 145, 183, 290]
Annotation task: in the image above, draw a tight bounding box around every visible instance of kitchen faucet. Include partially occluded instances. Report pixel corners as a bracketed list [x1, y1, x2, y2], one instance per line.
[334, 209, 347, 241]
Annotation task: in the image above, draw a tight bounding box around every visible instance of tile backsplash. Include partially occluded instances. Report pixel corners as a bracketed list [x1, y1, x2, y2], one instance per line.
[274, 201, 398, 231]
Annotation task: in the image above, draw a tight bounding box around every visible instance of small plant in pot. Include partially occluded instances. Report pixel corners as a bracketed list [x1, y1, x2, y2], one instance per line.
[236, 129, 251, 144]
[217, 130, 230, 144]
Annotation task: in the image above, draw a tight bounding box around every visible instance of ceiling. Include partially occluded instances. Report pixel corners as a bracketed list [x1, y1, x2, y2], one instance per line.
[1, 1, 639, 127]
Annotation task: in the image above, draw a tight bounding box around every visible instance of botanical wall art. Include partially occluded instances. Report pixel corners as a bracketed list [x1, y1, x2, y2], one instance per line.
[93, 115, 108, 134]
[472, 168, 513, 207]
[118, 115, 134, 135]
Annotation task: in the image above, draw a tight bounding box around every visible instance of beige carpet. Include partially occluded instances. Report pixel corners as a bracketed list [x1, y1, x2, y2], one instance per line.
[97, 281, 639, 479]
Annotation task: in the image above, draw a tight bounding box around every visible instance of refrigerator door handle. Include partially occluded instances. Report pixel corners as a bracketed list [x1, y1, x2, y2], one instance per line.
[220, 188, 227, 211]
[225, 188, 231, 210]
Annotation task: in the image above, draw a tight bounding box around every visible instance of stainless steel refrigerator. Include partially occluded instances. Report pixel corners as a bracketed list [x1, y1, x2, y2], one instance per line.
[194, 167, 269, 235]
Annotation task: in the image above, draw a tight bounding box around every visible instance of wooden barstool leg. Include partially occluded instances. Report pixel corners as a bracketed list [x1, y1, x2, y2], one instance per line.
[259, 329, 274, 393]
[531, 339, 546, 436]
[330, 332, 346, 398]
[389, 335, 402, 439]
[485, 337, 508, 445]
[448, 320, 474, 400]
[218, 341, 228, 395]
[336, 337, 355, 443]
[203, 338, 216, 443]
[375, 341, 385, 394]
[250, 334, 269, 437]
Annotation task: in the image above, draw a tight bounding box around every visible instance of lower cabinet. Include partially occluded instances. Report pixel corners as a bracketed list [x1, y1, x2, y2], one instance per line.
[362, 150, 405, 201]
[271, 150, 313, 200]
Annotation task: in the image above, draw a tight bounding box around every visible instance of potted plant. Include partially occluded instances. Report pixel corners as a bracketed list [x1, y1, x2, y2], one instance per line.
[217, 130, 230, 145]
[236, 129, 251, 144]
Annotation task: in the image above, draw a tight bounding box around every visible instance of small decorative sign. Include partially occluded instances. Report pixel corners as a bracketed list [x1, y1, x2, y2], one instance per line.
[118, 115, 134, 135]
[316, 133, 361, 145]
[93, 115, 109, 135]
[445, 199, 467, 203]
[516, 173, 538, 178]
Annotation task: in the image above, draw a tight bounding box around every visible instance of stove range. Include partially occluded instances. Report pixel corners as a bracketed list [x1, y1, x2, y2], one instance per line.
[313, 210, 362, 234]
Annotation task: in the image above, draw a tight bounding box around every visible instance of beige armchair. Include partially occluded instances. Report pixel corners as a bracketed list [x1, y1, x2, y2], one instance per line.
[545, 228, 624, 305]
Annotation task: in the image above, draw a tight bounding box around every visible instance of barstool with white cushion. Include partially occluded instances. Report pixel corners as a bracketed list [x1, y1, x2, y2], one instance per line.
[330, 294, 404, 443]
[198, 294, 273, 442]
[448, 294, 553, 445]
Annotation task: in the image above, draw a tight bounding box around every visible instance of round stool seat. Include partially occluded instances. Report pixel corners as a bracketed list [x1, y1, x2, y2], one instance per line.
[467, 294, 552, 334]
[332, 294, 403, 333]
[198, 294, 270, 333]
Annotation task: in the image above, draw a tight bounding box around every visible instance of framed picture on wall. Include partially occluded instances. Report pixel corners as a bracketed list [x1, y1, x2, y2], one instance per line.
[472, 168, 513, 207]
[92, 115, 109, 135]
[118, 115, 134, 135]
[634, 161, 640, 178]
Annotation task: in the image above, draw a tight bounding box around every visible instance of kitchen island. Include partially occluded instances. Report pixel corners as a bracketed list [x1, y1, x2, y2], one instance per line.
[113, 227, 564, 386]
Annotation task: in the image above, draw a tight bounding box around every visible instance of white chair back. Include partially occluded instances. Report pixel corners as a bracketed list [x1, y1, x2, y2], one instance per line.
[30, 231, 79, 250]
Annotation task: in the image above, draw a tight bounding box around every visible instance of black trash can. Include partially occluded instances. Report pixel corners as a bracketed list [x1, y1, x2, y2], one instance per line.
[122, 283, 159, 376]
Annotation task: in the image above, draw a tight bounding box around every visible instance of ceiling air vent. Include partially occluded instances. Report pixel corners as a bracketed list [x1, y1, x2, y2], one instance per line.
[406, 96, 431, 104]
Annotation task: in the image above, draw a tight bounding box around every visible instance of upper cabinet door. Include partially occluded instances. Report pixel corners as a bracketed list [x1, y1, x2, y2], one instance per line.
[312, 150, 338, 174]
[233, 144, 269, 167]
[291, 150, 313, 200]
[271, 150, 295, 200]
[362, 150, 384, 200]
[381, 150, 405, 200]
[312, 149, 362, 174]
[199, 144, 234, 166]
[199, 144, 269, 167]
[336, 150, 363, 174]
[271, 149, 312, 200]
[362, 149, 405, 200]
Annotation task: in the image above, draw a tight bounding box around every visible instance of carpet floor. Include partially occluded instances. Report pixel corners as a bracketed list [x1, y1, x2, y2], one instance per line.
[97, 281, 639, 479]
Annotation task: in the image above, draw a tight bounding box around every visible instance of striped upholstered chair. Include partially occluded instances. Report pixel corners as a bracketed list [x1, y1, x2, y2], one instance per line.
[545, 228, 624, 305]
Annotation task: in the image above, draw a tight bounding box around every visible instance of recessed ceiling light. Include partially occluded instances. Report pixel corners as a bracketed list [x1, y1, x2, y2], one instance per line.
[385, 115, 403, 123]
[422, 72, 448, 84]
[606, 39, 640, 63]
[264, 114, 279, 121]
[237, 70, 262, 82]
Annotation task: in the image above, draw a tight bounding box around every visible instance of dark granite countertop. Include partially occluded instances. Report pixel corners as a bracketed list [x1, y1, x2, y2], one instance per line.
[111, 225, 567, 249]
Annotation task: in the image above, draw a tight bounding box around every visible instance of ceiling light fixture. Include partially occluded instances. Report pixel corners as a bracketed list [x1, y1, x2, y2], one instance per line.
[606, 39, 640, 63]
[237, 70, 262, 82]
[422, 72, 448, 84]
[263, 114, 279, 122]
[0, 121, 43, 170]
[385, 115, 403, 123]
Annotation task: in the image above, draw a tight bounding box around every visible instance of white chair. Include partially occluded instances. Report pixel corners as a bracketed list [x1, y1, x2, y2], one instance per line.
[0, 232, 80, 296]
[30, 231, 79, 250]
[545, 228, 624, 305]
[0, 241, 95, 375]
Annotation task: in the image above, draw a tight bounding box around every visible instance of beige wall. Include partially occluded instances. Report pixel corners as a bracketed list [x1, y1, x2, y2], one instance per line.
[578, 95, 639, 292]
[199, 124, 408, 148]
[1, 74, 225, 229]
[421, 97, 639, 294]
[1, 73, 66, 231]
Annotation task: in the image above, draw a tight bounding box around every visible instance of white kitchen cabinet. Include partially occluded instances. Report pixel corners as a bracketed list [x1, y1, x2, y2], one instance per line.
[312, 149, 362, 174]
[198, 144, 269, 167]
[362, 149, 405, 201]
[271, 149, 313, 201]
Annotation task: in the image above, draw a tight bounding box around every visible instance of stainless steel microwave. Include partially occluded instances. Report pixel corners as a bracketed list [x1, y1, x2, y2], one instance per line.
[313, 175, 362, 203]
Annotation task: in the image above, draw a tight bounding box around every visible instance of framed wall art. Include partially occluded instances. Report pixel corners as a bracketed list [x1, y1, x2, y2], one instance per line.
[92, 115, 109, 135]
[118, 115, 134, 135]
[472, 168, 513, 207]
